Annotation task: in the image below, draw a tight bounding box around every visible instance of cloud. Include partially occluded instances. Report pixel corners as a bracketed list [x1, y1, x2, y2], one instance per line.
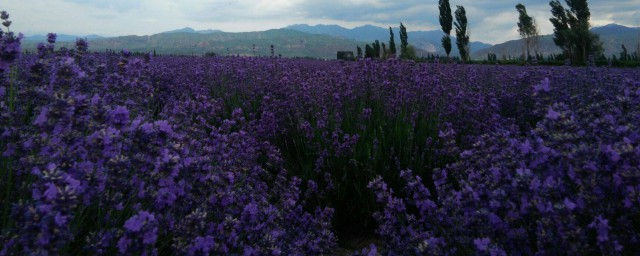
[3, 0, 638, 44]
[61, 0, 143, 12]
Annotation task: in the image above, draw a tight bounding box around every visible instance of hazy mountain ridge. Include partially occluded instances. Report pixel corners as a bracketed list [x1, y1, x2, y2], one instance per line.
[286, 24, 493, 57]
[473, 24, 640, 59]
[24, 34, 104, 42]
[20, 23, 638, 60]
[21, 29, 365, 59]
[160, 27, 223, 34]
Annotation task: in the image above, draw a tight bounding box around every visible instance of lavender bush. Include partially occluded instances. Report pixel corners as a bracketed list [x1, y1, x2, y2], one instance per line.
[1, 10, 640, 254]
[0, 14, 335, 254]
[369, 71, 640, 254]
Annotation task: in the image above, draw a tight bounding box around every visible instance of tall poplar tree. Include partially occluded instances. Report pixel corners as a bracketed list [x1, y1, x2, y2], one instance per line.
[382, 42, 388, 59]
[516, 3, 539, 59]
[454, 6, 470, 61]
[399, 23, 409, 59]
[389, 27, 397, 57]
[549, 0, 602, 63]
[365, 44, 373, 58]
[439, 0, 453, 58]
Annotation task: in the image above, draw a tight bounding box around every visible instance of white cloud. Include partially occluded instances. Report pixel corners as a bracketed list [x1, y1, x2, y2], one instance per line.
[3, 0, 637, 44]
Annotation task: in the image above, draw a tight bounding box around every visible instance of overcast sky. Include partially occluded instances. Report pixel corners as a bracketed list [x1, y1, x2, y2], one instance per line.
[4, 0, 640, 44]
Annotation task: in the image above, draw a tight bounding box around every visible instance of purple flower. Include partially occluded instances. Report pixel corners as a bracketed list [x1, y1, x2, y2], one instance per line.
[124, 218, 144, 232]
[117, 237, 130, 254]
[361, 108, 372, 120]
[143, 228, 158, 245]
[33, 107, 50, 126]
[75, 38, 88, 52]
[154, 120, 173, 134]
[474, 237, 491, 251]
[564, 198, 577, 210]
[140, 122, 154, 134]
[546, 107, 561, 120]
[44, 182, 58, 201]
[533, 78, 550, 93]
[189, 236, 215, 254]
[589, 216, 611, 243]
[124, 211, 155, 232]
[108, 106, 130, 126]
[47, 33, 57, 44]
[55, 213, 69, 226]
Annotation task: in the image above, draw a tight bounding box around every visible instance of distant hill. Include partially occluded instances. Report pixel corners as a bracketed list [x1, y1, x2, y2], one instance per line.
[473, 24, 640, 60]
[286, 24, 492, 57]
[161, 27, 223, 34]
[21, 29, 365, 59]
[24, 34, 104, 42]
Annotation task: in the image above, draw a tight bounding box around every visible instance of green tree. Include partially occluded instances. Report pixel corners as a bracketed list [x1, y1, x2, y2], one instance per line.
[373, 40, 381, 58]
[356, 46, 362, 58]
[549, 0, 602, 63]
[439, 0, 453, 58]
[406, 45, 417, 60]
[399, 23, 409, 59]
[621, 44, 628, 61]
[454, 5, 470, 61]
[365, 44, 373, 58]
[516, 3, 539, 60]
[382, 42, 388, 59]
[389, 27, 397, 57]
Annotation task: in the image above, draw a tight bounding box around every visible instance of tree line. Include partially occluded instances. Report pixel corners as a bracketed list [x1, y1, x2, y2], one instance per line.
[347, 0, 635, 65]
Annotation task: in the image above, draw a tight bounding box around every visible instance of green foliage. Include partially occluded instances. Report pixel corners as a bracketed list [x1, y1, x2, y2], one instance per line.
[439, 0, 453, 35]
[388, 27, 396, 56]
[620, 44, 629, 61]
[439, 0, 453, 57]
[454, 5, 470, 62]
[381, 42, 387, 59]
[337, 51, 355, 61]
[277, 97, 441, 236]
[516, 4, 535, 38]
[406, 45, 417, 60]
[441, 35, 452, 59]
[399, 23, 409, 59]
[516, 3, 539, 58]
[365, 44, 374, 58]
[373, 40, 381, 58]
[22, 29, 363, 59]
[549, 0, 602, 64]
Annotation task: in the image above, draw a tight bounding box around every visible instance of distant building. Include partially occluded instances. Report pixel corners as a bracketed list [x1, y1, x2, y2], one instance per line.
[337, 51, 355, 61]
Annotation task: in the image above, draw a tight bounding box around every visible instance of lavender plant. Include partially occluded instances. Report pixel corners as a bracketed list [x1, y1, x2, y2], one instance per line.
[1, 10, 640, 254]
[369, 72, 640, 255]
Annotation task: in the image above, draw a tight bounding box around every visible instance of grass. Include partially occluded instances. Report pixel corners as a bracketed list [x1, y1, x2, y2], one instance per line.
[1, 67, 20, 230]
[273, 94, 442, 240]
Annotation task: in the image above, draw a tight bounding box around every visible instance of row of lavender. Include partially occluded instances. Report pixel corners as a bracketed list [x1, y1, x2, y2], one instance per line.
[1, 30, 335, 254]
[2, 19, 640, 256]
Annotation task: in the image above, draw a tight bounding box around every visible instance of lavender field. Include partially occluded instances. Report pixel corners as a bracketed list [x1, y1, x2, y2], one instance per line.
[2, 25, 640, 255]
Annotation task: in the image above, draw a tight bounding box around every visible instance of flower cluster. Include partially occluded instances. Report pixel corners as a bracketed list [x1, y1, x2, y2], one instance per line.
[0, 10, 22, 73]
[369, 72, 640, 254]
[1, 10, 639, 254]
[1, 21, 335, 255]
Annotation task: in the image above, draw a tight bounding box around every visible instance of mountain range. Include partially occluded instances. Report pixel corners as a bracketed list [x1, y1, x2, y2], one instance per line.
[24, 34, 104, 42]
[160, 27, 223, 34]
[22, 29, 363, 59]
[20, 24, 639, 60]
[474, 24, 640, 59]
[286, 24, 492, 57]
